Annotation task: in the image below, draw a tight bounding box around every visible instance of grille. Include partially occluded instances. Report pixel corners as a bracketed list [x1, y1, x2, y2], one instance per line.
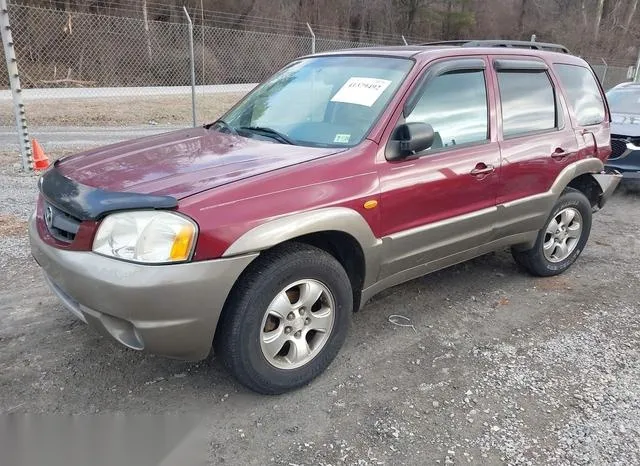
[610, 138, 628, 160]
[44, 202, 81, 243]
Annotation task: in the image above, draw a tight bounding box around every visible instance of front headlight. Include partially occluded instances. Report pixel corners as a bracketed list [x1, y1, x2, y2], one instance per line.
[93, 211, 197, 264]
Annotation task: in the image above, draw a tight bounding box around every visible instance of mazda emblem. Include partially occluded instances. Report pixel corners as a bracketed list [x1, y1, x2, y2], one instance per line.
[45, 206, 54, 229]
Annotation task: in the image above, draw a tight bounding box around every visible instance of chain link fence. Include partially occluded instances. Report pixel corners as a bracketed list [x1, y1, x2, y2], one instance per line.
[1, 3, 637, 130]
[1, 4, 404, 128]
[2, 4, 390, 92]
[0, 37, 7, 89]
[588, 59, 636, 91]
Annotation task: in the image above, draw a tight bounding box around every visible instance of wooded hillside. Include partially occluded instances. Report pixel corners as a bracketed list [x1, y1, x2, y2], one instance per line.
[16, 0, 640, 60]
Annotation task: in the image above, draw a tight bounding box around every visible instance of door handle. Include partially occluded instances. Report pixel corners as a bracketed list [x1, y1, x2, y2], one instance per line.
[470, 163, 495, 176]
[551, 148, 569, 160]
[581, 130, 599, 157]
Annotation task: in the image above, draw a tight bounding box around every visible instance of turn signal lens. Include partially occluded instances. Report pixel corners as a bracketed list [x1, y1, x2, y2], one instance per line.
[364, 200, 378, 210]
[170, 224, 196, 261]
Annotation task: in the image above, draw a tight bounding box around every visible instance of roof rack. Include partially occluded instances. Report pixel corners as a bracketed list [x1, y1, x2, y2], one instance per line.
[420, 40, 571, 54]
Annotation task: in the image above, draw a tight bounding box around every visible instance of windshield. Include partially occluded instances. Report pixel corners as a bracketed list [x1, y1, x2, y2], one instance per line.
[606, 87, 640, 114]
[218, 56, 414, 148]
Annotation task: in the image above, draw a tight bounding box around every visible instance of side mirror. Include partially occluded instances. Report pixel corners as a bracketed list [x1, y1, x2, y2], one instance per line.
[385, 122, 435, 161]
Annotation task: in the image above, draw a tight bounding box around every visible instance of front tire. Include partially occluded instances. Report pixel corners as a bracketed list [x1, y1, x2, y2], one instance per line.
[512, 188, 592, 277]
[215, 243, 352, 394]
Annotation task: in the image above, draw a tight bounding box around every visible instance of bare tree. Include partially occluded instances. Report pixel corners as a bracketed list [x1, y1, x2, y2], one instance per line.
[625, 0, 638, 33]
[594, 0, 606, 39]
[518, 0, 528, 35]
[15, 0, 640, 61]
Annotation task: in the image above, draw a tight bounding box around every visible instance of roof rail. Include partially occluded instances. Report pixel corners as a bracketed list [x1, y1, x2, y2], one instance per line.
[420, 39, 571, 54]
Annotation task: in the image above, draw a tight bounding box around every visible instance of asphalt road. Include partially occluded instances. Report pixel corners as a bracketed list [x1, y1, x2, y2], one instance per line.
[0, 84, 257, 101]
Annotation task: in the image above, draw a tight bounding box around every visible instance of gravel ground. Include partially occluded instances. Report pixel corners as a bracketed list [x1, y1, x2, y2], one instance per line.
[0, 92, 244, 127]
[0, 151, 639, 465]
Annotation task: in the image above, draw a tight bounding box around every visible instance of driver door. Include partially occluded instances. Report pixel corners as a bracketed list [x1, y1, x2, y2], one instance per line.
[377, 57, 501, 280]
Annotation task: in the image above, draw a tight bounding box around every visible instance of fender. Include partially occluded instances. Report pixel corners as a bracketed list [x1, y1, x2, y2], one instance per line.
[551, 158, 621, 209]
[222, 207, 383, 288]
[549, 157, 604, 196]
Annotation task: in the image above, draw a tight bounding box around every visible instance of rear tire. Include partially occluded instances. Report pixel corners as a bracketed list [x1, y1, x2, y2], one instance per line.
[215, 243, 352, 395]
[511, 188, 592, 277]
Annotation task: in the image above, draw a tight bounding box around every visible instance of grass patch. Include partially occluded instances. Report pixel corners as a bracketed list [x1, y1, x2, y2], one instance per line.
[0, 92, 245, 127]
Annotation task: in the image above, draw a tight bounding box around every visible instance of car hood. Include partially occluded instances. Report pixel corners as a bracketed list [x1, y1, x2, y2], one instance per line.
[56, 127, 344, 199]
[611, 112, 640, 138]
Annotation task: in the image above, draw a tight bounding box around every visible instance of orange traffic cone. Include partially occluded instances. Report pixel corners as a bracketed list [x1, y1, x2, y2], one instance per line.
[32, 138, 50, 171]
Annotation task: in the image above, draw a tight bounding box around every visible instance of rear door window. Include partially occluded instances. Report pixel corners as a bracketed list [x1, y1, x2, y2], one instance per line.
[497, 70, 557, 138]
[554, 64, 606, 126]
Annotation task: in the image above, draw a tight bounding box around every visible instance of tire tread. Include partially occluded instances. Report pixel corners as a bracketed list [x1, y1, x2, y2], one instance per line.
[511, 188, 592, 277]
[215, 242, 352, 394]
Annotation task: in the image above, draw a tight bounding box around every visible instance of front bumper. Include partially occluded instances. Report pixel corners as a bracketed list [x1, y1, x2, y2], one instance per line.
[29, 215, 257, 361]
[606, 139, 640, 186]
[604, 165, 640, 186]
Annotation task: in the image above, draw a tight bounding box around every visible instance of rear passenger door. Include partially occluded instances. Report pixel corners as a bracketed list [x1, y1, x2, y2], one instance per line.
[494, 57, 579, 202]
[492, 57, 580, 236]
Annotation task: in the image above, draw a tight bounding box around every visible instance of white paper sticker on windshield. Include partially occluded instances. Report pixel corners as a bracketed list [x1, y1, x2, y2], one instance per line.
[334, 134, 351, 144]
[331, 77, 392, 107]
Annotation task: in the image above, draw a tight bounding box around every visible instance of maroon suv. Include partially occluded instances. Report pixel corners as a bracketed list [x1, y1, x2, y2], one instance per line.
[30, 40, 620, 394]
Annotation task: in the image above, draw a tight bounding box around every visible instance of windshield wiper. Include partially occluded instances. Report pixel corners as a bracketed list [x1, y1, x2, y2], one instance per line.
[238, 126, 295, 145]
[207, 119, 238, 135]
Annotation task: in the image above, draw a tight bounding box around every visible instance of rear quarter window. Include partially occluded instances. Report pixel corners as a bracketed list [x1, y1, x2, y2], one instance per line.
[554, 64, 605, 126]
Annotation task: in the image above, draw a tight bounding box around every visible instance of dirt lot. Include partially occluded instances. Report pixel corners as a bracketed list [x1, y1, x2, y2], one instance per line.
[0, 92, 245, 127]
[1, 152, 639, 465]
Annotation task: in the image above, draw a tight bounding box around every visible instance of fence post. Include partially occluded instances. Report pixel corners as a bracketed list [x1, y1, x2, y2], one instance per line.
[401, 35, 408, 46]
[1, 0, 31, 172]
[635, 49, 640, 83]
[307, 23, 315, 54]
[600, 58, 608, 88]
[183, 6, 196, 128]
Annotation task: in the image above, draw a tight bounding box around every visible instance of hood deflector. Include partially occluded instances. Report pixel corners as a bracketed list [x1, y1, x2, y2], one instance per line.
[40, 162, 178, 221]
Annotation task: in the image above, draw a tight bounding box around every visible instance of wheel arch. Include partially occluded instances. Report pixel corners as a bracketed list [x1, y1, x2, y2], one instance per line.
[552, 158, 620, 210]
[222, 207, 383, 296]
[291, 231, 366, 311]
[566, 173, 603, 208]
[551, 158, 607, 209]
[549, 158, 604, 199]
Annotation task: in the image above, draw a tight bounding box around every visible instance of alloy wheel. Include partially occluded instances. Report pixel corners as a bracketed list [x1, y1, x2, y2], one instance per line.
[543, 207, 583, 263]
[259, 279, 335, 370]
